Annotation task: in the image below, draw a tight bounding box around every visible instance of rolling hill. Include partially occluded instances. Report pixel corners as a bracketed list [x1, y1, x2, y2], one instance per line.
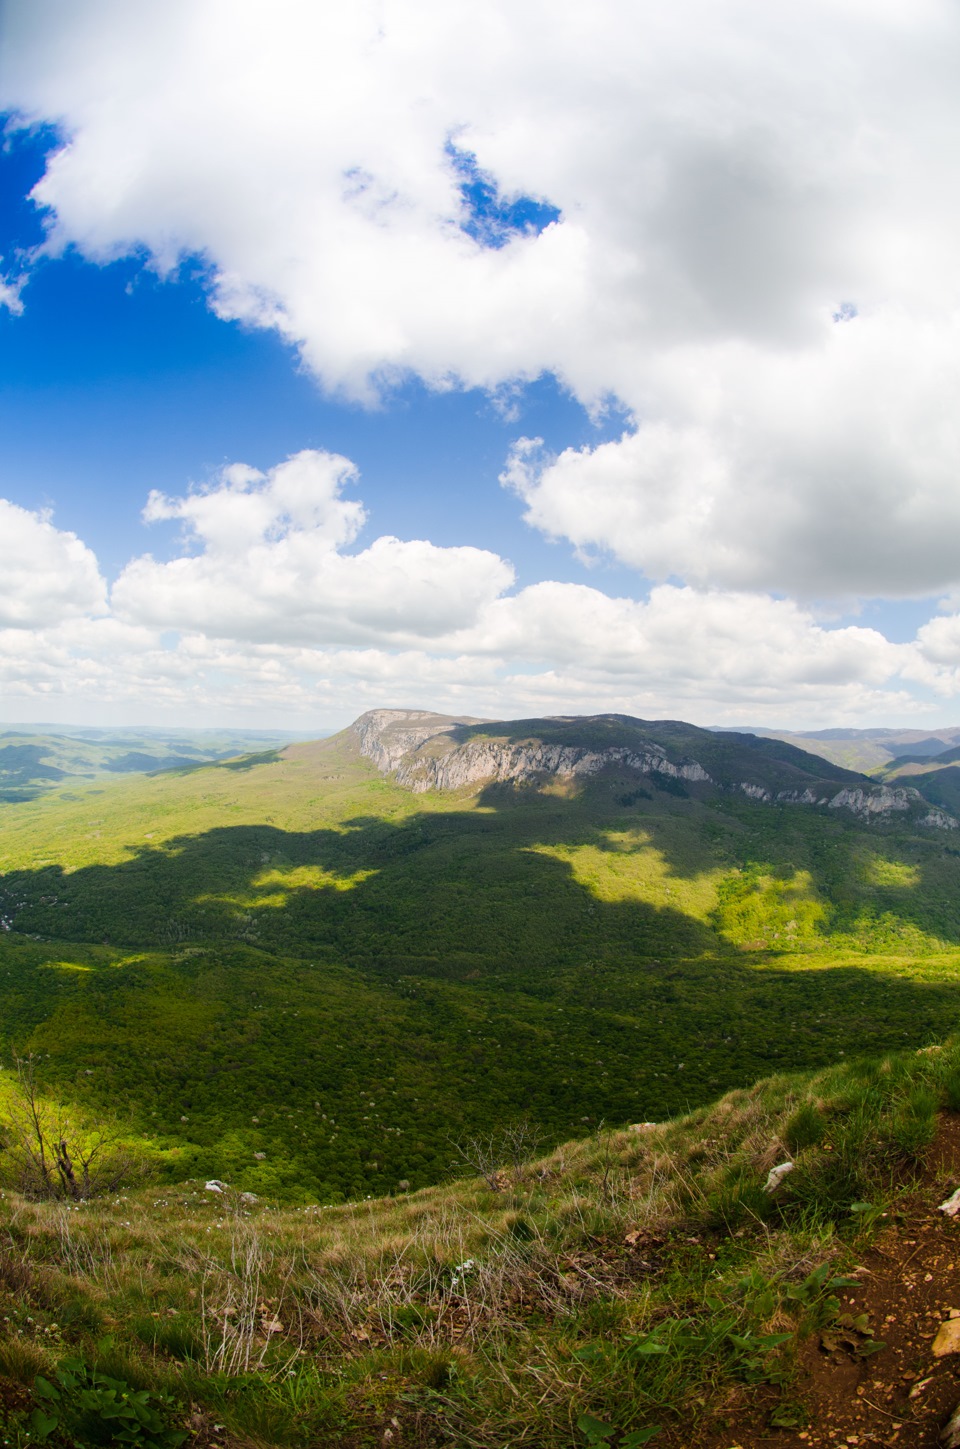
[739, 724, 960, 775]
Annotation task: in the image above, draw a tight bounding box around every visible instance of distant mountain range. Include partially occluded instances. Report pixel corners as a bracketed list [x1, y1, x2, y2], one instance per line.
[734, 724, 960, 772]
[0, 726, 318, 803]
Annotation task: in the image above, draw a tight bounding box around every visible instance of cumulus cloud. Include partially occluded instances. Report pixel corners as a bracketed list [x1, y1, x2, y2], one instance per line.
[111, 451, 516, 645]
[503, 308, 960, 599]
[0, 499, 107, 628]
[6, 3, 960, 719]
[4, 0, 960, 603]
[0, 470, 937, 728]
[0, 451, 940, 728]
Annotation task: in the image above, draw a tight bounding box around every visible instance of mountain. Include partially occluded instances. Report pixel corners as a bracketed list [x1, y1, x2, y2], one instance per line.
[2, 710, 960, 1443]
[354, 707, 956, 825]
[876, 743, 960, 819]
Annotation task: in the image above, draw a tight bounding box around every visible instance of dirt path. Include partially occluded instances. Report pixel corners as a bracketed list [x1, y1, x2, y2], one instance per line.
[710, 1115, 960, 1448]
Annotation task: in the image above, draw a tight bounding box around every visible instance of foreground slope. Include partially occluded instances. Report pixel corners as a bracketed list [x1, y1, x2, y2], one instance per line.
[1, 1038, 960, 1446]
[1, 711, 960, 1203]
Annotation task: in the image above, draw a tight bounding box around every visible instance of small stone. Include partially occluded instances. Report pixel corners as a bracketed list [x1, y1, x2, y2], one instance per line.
[940, 1189, 960, 1217]
[764, 1160, 795, 1193]
[934, 1320, 960, 1358]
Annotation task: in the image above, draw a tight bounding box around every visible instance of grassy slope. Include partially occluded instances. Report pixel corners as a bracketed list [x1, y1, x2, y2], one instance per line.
[0, 728, 960, 1203]
[0, 1036, 958, 1446]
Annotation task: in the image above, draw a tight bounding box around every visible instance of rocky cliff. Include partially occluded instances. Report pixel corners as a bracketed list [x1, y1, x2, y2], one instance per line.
[349, 710, 958, 828]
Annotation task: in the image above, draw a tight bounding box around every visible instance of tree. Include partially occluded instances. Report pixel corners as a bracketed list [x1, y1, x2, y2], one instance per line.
[0, 1055, 138, 1200]
[449, 1116, 544, 1191]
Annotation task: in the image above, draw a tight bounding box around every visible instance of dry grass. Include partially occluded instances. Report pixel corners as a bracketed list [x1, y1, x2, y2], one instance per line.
[0, 1043, 954, 1445]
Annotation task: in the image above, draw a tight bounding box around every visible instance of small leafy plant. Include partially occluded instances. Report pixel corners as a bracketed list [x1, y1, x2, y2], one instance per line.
[577, 1413, 661, 1447]
[30, 1358, 187, 1447]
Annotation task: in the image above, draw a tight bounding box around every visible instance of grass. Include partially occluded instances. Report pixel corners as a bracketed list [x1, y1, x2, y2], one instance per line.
[0, 1036, 956, 1444]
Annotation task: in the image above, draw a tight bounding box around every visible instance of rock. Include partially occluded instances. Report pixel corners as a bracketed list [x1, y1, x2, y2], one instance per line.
[204, 1179, 230, 1193]
[764, 1161, 795, 1193]
[239, 1191, 258, 1203]
[253, 1151, 266, 1160]
[939, 1188, 960, 1216]
[629, 1122, 659, 1133]
[942, 1399, 960, 1447]
[932, 1320, 960, 1358]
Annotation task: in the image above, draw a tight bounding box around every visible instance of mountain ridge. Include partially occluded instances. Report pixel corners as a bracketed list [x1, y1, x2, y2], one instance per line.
[349, 708, 959, 827]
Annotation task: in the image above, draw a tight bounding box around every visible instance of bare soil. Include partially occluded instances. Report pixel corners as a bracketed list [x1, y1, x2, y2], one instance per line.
[704, 1114, 960, 1448]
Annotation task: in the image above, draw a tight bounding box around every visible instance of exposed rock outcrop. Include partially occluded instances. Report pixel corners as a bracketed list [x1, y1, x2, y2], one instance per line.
[396, 740, 710, 794]
[351, 709, 475, 772]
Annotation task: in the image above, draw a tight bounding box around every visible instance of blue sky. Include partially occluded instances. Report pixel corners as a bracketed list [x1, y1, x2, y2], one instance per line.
[0, 125, 627, 581]
[1, 1, 960, 731]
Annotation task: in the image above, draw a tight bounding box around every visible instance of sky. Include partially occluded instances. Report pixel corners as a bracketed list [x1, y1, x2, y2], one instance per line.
[2, 0, 960, 732]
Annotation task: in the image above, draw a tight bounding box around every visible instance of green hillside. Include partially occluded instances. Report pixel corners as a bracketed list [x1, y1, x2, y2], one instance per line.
[1, 715, 960, 1205]
[878, 746, 960, 818]
[0, 1030, 958, 1447]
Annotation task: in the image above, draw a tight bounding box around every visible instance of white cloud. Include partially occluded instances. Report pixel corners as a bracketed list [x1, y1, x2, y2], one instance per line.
[111, 451, 515, 645]
[5, 4, 960, 720]
[0, 271, 24, 315]
[11, 0, 952, 376]
[503, 308, 960, 599]
[0, 499, 107, 628]
[0, 466, 941, 729]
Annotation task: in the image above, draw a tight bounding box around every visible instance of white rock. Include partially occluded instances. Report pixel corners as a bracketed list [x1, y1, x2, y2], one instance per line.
[205, 1179, 230, 1193]
[933, 1320, 960, 1358]
[763, 1161, 795, 1193]
[939, 1188, 960, 1216]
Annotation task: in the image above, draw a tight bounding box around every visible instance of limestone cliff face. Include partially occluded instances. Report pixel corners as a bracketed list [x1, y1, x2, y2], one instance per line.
[349, 710, 957, 828]
[351, 709, 467, 773]
[395, 740, 711, 794]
